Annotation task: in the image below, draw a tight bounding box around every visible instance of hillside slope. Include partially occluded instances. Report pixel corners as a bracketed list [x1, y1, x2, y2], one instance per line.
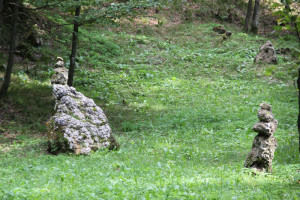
[0, 3, 299, 199]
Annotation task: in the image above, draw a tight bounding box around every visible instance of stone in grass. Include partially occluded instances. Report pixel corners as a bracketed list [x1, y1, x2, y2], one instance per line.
[212, 26, 232, 37]
[50, 57, 69, 85]
[244, 102, 277, 172]
[244, 135, 277, 172]
[252, 121, 278, 137]
[47, 84, 119, 155]
[259, 102, 272, 111]
[257, 109, 273, 122]
[254, 41, 278, 64]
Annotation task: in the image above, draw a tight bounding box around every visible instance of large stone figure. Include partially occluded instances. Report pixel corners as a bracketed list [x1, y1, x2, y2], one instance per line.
[47, 58, 119, 155]
[244, 103, 277, 172]
[254, 41, 278, 64]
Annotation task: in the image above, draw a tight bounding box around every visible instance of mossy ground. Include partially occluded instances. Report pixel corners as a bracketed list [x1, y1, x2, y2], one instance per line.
[0, 11, 299, 199]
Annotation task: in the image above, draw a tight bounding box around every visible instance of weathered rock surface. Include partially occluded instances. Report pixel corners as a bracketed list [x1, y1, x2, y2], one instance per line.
[213, 26, 232, 37]
[254, 41, 278, 64]
[252, 121, 278, 136]
[244, 135, 277, 172]
[257, 109, 273, 122]
[244, 103, 277, 172]
[47, 58, 119, 155]
[50, 57, 69, 85]
[259, 102, 272, 111]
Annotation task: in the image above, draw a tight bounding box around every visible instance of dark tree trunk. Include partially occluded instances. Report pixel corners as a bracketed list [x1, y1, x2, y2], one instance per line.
[297, 66, 300, 153]
[282, 1, 300, 154]
[0, 0, 3, 45]
[294, 22, 300, 46]
[67, 6, 81, 86]
[0, 1, 18, 97]
[250, 0, 260, 34]
[244, 0, 253, 32]
[284, 2, 300, 45]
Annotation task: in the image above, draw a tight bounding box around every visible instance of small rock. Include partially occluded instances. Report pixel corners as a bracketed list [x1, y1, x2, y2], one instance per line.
[225, 31, 232, 37]
[259, 102, 272, 111]
[252, 120, 278, 136]
[257, 109, 274, 122]
[213, 26, 232, 38]
[54, 57, 65, 68]
[213, 26, 226, 34]
[51, 57, 68, 85]
[254, 41, 278, 64]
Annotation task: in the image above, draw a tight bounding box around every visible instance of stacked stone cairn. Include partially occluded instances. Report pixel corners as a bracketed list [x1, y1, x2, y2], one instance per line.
[47, 57, 119, 155]
[244, 103, 278, 172]
[50, 57, 68, 85]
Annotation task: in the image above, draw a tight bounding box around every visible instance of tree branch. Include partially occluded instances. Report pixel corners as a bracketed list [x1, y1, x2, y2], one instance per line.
[9, 0, 67, 10]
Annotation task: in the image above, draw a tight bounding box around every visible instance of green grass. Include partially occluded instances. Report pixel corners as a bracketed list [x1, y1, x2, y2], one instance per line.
[0, 19, 300, 199]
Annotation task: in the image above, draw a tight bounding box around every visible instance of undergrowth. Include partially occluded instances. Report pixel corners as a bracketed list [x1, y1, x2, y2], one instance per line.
[0, 10, 299, 200]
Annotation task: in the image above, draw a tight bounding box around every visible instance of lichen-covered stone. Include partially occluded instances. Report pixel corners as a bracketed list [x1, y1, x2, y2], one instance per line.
[213, 26, 232, 37]
[47, 84, 119, 155]
[257, 109, 274, 122]
[55, 57, 64, 68]
[254, 41, 278, 64]
[259, 102, 271, 111]
[244, 103, 277, 172]
[51, 57, 68, 85]
[213, 26, 226, 34]
[244, 135, 277, 172]
[252, 120, 278, 136]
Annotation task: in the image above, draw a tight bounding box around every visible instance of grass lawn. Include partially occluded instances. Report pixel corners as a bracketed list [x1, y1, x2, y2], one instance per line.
[0, 21, 299, 199]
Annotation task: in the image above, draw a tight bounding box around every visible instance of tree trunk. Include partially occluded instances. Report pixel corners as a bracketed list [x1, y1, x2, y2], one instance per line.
[0, 1, 18, 97]
[294, 22, 300, 46]
[0, 0, 3, 46]
[250, 0, 260, 34]
[297, 66, 300, 153]
[67, 6, 81, 86]
[244, 0, 253, 32]
[284, 2, 300, 46]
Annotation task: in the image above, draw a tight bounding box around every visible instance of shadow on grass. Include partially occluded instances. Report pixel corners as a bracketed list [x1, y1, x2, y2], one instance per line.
[0, 81, 54, 134]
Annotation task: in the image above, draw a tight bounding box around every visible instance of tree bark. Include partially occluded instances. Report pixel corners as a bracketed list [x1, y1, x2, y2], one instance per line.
[244, 0, 253, 32]
[250, 0, 260, 34]
[0, 0, 4, 46]
[284, 2, 300, 46]
[297, 66, 300, 153]
[67, 6, 81, 86]
[0, 1, 18, 97]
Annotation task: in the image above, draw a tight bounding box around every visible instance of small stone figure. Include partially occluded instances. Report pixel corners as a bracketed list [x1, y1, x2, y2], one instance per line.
[50, 57, 69, 85]
[244, 103, 278, 172]
[254, 41, 278, 64]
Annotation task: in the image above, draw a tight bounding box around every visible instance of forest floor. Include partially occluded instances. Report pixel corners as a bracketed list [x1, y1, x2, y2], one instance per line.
[0, 12, 300, 199]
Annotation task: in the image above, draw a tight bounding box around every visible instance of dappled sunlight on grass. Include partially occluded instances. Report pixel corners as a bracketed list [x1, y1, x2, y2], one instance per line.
[0, 19, 299, 199]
